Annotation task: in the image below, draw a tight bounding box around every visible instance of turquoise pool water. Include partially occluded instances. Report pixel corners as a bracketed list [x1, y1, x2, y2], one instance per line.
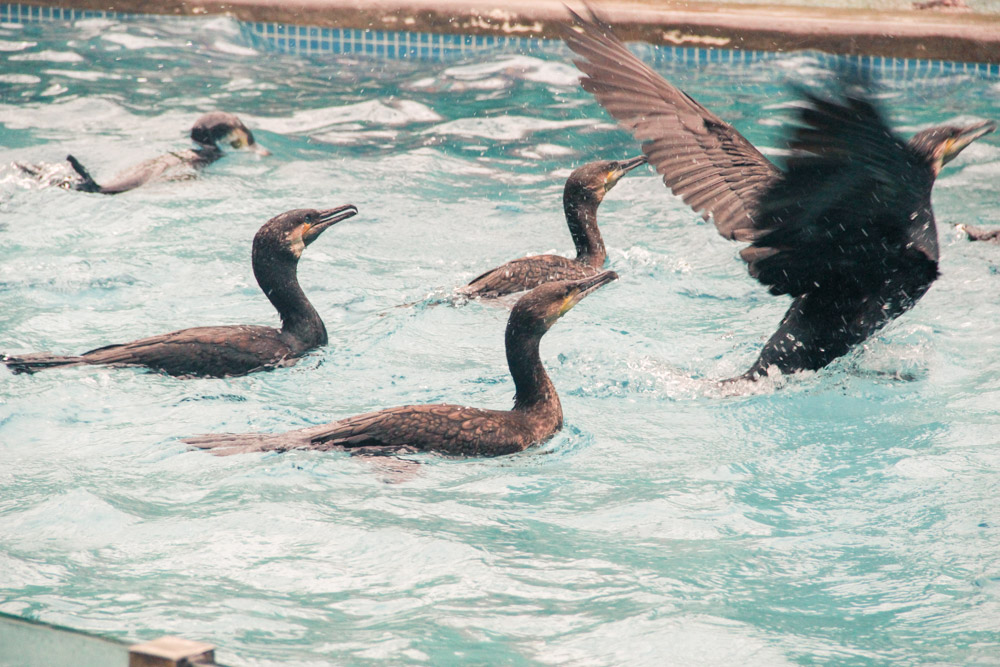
[2, 12, 1000, 667]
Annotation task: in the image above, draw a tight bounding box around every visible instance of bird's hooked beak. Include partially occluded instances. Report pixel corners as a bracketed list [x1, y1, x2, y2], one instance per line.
[557, 270, 619, 317]
[941, 120, 995, 165]
[249, 142, 271, 157]
[302, 204, 359, 245]
[604, 155, 647, 192]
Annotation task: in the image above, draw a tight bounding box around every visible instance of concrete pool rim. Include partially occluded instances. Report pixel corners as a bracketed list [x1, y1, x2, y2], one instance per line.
[6, 0, 1000, 65]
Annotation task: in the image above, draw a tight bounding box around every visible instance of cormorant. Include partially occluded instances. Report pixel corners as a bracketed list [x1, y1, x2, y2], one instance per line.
[562, 8, 995, 380]
[64, 112, 268, 194]
[957, 225, 1000, 243]
[3, 205, 358, 378]
[459, 157, 645, 298]
[184, 271, 618, 457]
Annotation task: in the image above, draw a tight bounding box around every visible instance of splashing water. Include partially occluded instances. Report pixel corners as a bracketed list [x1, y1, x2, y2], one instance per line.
[1, 14, 1000, 666]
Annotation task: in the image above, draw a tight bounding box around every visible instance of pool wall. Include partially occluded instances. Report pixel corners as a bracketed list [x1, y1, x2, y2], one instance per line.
[0, 612, 224, 666]
[3, 1, 999, 78]
[7, 0, 1000, 64]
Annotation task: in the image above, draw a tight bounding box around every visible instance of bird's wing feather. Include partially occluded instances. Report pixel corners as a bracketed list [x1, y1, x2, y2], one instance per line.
[463, 255, 593, 297]
[561, 7, 780, 240]
[96, 150, 202, 193]
[304, 404, 531, 456]
[81, 325, 291, 376]
[745, 87, 938, 297]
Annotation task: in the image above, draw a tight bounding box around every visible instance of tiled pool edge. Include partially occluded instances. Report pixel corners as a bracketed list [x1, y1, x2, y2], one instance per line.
[2, 1, 999, 78]
[6, 0, 1000, 65]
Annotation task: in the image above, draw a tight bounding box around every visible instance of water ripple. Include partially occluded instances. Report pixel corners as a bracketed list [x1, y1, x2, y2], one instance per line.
[1, 13, 999, 667]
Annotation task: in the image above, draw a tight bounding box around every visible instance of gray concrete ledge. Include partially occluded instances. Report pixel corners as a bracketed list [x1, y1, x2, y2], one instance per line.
[17, 0, 1000, 63]
[0, 611, 129, 666]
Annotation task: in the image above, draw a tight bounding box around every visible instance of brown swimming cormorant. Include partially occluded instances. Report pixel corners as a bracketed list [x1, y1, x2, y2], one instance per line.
[562, 9, 995, 380]
[459, 157, 645, 298]
[3, 205, 357, 378]
[64, 112, 268, 194]
[184, 271, 618, 456]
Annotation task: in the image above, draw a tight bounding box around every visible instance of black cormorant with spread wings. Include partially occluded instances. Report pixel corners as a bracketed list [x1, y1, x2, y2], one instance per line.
[562, 8, 995, 380]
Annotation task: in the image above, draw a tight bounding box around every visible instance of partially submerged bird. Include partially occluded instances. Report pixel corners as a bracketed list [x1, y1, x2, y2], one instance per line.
[957, 225, 1000, 243]
[185, 271, 618, 457]
[3, 205, 358, 378]
[563, 8, 995, 381]
[57, 112, 267, 194]
[459, 157, 645, 298]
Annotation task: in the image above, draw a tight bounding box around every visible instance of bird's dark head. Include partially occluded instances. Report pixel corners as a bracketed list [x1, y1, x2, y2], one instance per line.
[909, 120, 995, 175]
[253, 205, 359, 263]
[564, 155, 647, 204]
[508, 270, 618, 336]
[191, 112, 270, 155]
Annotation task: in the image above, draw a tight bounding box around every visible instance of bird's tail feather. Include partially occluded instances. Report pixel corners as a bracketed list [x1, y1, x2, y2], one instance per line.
[65, 154, 102, 193]
[183, 431, 311, 456]
[3, 353, 85, 374]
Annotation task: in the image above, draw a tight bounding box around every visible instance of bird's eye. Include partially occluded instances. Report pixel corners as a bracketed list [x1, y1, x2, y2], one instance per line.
[229, 130, 248, 148]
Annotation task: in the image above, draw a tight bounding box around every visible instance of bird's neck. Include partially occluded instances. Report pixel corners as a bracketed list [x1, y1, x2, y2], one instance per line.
[193, 144, 224, 164]
[564, 196, 606, 268]
[506, 325, 560, 416]
[254, 256, 328, 348]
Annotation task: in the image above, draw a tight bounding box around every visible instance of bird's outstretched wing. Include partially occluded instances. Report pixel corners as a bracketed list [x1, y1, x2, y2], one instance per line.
[744, 86, 938, 297]
[562, 8, 938, 298]
[561, 6, 780, 241]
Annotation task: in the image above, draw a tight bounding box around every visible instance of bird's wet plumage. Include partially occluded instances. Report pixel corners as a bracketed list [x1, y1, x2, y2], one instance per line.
[3, 205, 357, 378]
[460, 157, 644, 298]
[185, 271, 618, 457]
[562, 7, 995, 380]
[63, 111, 267, 194]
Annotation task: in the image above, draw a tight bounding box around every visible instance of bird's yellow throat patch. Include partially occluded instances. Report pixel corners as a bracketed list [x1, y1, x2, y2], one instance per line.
[558, 293, 579, 316]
